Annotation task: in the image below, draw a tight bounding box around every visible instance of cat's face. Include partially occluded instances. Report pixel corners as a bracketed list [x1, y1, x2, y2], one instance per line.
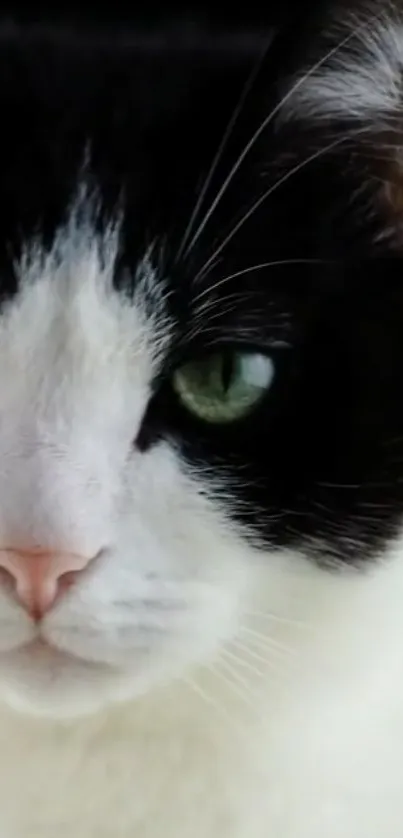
[0, 5, 402, 718]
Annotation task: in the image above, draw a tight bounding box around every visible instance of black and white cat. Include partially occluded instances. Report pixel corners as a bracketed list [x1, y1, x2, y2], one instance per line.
[0, 2, 401, 835]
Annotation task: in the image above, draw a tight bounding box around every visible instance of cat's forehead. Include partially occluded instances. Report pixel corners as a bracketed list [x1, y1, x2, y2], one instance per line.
[0, 25, 265, 284]
[0, 24, 313, 349]
[0, 194, 173, 418]
[0, 19, 375, 352]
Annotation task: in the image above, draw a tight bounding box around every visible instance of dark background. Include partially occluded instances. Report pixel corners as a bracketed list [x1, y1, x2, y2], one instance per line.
[0, 2, 312, 32]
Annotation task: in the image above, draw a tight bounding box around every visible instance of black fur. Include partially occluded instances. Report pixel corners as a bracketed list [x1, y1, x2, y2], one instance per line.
[0, 13, 402, 565]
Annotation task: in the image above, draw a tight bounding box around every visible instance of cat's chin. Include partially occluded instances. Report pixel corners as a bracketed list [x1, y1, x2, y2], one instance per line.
[0, 639, 156, 720]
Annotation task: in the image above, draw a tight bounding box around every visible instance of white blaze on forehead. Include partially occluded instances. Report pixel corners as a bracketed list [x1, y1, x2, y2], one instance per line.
[0, 190, 172, 551]
[13, 191, 172, 370]
[280, 15, 403, 123]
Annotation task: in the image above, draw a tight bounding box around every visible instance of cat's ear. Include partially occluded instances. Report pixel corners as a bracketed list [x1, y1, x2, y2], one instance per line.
[276, 4, 403, 237]
[278, 5, 403, 126]
[376, 141, 403, 229]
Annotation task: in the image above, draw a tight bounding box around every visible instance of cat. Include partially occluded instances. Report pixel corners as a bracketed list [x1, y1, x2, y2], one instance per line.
[0, 2, 402, 835]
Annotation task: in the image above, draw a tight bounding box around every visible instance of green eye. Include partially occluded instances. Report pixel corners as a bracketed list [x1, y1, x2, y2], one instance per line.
[172, 350, 275, 424]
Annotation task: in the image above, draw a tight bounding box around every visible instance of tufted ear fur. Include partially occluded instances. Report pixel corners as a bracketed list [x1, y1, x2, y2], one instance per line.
[274, 1, 403, 246]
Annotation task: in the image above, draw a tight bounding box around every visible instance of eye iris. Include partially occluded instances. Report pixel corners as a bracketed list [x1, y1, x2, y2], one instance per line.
[173, 351, 274, 424]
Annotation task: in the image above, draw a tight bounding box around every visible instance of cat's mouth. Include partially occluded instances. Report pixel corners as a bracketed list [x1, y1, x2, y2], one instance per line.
[17, 636, 91, 666]
[24, 637, 64, 654]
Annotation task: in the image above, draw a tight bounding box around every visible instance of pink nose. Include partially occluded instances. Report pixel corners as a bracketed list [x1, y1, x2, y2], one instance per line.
[0, 549, 94, 619]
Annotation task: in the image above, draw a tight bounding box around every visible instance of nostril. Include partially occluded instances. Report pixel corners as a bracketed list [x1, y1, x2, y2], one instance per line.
[0, 566, 17, 596]
[57, 570, 80, 595]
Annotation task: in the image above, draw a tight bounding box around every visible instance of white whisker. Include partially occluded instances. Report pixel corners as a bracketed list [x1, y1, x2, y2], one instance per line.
[241, 626, 298, 657]
[193, 258, 325, 302]
[175, 39, 271, 262]
[184, 675, 242, 733]
[211, 660, 267, 710]
[196, 129, 367, 279]
[180, 12, 380, 259]
[192, 256, 222, 287]
[223, 645, 295, 693]
[184, 675, 272, 743]
[222, 646, 269, 678]
[245, 609, 311, 628]
[215, 655, 290, 708]
[230, 637, 280, 669]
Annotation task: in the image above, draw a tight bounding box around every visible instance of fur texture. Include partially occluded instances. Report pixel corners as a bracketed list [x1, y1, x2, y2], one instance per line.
[0, 5, 402, 836]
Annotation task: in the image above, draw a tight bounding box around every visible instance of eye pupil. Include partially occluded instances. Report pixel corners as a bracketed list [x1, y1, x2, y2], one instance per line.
[221, 354, 234, 393]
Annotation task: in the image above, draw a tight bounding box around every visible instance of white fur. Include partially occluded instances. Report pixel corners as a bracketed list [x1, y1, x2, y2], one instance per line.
[0, 200, 402, 835]
[281, 12, 403, 123]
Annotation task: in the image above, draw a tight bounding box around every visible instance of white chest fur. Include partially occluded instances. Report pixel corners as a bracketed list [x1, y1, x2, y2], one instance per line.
[2, 556, 403, 838]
